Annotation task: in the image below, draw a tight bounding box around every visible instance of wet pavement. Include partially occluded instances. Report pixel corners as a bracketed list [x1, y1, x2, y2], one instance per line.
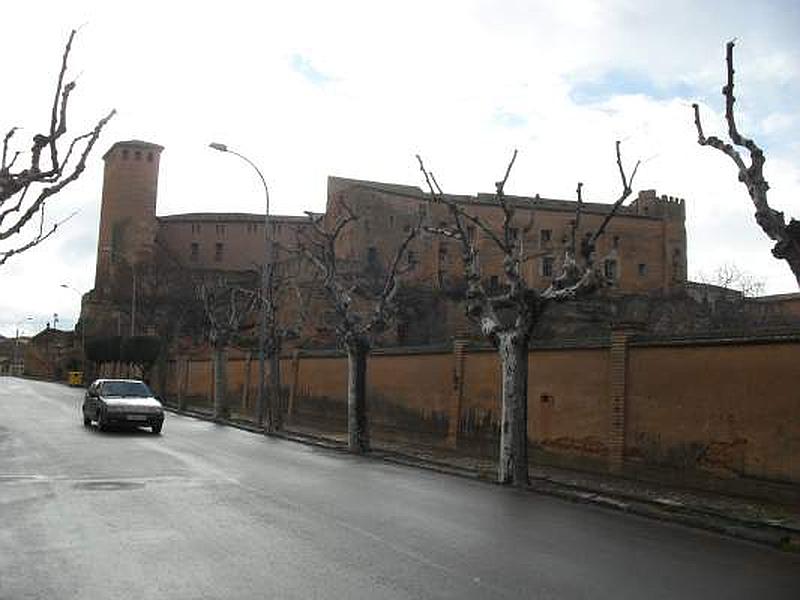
[3, 377, 800, 599]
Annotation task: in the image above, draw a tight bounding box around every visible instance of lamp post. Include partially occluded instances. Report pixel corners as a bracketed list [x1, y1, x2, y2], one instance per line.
[13, 317, 33, 376]
[209, 142, 273, 430]
[60, 284, 87, 380]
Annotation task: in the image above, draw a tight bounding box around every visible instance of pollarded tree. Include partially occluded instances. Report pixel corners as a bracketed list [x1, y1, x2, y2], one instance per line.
[692, 41, 800, 287]
[297, 201, 419, 453]
[417, 142, 638, 486]
[255, 252, 311, 431]
[198, 275, 259, 420]
[0, 29, 115, 266]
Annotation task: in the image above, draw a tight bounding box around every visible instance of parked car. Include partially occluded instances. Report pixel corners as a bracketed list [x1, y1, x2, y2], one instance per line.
[83, 379, 164, 434]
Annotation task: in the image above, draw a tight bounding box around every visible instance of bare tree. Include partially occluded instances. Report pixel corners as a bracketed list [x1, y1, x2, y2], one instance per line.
[297, 201, 419, 453]
[417, 142, 638, 486]
[692, 41, 800, 287]
[199, 276, 258, 420]
[256, 253, 309, 431]
[698, 262, 765, 297]
[0, 29, 115, 266]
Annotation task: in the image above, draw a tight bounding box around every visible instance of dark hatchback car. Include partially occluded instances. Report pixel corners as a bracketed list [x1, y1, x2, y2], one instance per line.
[83, 379, 164, 434]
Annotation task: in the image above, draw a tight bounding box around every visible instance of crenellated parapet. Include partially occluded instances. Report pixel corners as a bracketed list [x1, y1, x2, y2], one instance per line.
[630, 189, 686, 220]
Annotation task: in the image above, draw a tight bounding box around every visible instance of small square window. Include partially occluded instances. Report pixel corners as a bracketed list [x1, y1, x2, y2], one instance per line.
[540, 229, 552, 248]
[638, 263, 647, 276]
[215, 242, 224, 261]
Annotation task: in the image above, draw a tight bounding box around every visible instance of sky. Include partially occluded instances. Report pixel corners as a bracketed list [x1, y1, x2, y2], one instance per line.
[1, 0, 799, 337]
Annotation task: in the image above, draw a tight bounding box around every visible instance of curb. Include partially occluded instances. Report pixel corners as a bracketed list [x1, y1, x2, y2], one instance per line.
[163, 406, 800, 553]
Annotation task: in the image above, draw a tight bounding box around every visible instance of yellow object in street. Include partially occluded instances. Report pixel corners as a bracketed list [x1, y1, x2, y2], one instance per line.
[68, 371, 83, 387]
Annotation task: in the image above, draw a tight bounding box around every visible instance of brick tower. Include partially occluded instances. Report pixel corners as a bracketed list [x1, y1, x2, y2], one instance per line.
[94, 140, 163, 298]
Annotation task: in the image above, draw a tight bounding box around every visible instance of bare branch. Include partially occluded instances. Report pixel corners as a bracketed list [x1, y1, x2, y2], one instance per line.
[0, 29, 115, 265]
[692, 41, 800, 286]
[0, 210, 78, 266]
[588, 141, 639, 252]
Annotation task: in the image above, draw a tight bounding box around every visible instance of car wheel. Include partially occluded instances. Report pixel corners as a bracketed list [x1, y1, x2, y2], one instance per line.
[151, 422, 163, 435]
[97, 409, 106, 431]
[83, 415, 91, 427]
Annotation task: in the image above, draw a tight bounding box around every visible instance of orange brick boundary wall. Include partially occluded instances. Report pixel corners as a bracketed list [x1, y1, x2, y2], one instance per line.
[155, 331, 800, 488]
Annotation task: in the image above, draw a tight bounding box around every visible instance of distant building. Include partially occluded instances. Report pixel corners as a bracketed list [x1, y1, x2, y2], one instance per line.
[84, 140, 697, 344]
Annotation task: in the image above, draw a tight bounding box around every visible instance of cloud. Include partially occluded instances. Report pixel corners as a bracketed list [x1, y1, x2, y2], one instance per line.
[1, 0, 798, 335]
[289, 54, 333, 86]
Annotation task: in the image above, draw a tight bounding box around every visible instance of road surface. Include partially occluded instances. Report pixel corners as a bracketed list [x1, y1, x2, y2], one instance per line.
[1, 377, 798, 599]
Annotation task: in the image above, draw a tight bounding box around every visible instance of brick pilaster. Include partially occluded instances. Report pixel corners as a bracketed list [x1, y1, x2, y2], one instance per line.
[447, 338, 468, 448]
[608, 329, 629, 472]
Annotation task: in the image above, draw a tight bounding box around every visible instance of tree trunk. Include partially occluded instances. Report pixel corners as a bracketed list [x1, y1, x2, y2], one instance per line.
[268, 352, 282, 431]
[178, 357, 188, 412]
[213, 344, 228, 420]
[346, 340, 369, 453]
[498, 333, 529, 486]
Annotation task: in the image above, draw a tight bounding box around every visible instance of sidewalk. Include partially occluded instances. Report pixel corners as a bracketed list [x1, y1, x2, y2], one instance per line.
[169, 405, 800, 552]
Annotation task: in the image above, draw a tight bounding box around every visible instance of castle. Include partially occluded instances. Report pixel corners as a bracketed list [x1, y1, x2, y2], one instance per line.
[85, 139, 688, 343]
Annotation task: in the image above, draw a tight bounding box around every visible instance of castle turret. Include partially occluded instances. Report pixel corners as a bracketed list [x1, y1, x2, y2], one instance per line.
[94, 140, 163, 297]
[630, 189, 687, 290]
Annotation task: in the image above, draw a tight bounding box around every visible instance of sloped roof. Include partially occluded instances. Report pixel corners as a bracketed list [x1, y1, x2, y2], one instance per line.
[158, 213, 315, 223]
[328, 176, 638, 216]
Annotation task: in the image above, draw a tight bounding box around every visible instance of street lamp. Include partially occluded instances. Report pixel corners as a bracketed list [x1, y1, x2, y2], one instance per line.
[209, 142, 272, 429]
[60, 284, 87, 380]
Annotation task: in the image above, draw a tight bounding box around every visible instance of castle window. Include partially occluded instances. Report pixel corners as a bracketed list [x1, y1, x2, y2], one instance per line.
[122, 149, 129, 160]
[509, 228, 519, 243]
[466, 226, 476, 243]
[367, 246, 378, 265]
[190, 242, 199, 261]
[604, 258, 618, 281]
[406, 250, 416, 268]
[638, 263, 647, 276]
[540, 229, 552, 248]
[389, 215, 394, 227]
[191, 223, 201, 235]
[489, 275, 499, 290]
[134, 150, 142, 160]
[216, 224, 225, 236]
[613, 235, 620, 249]
[147, 152, 154, 162]
[215, 243, 224, 262]
[541, 255, 554, 278]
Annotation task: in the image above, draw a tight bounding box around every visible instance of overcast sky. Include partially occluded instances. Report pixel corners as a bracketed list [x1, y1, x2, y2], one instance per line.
[1, 0, 798, 337]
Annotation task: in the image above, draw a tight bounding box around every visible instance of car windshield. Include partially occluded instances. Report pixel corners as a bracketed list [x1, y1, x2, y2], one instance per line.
[99, 381, 152, 398]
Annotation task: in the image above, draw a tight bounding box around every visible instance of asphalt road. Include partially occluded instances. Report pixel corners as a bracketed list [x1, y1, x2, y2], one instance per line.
[1, 377, 799, 600]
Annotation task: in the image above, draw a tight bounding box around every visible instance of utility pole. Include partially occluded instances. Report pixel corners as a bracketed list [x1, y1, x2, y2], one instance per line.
[131, 265, 137, 336]
[60, 284, 87, 381]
